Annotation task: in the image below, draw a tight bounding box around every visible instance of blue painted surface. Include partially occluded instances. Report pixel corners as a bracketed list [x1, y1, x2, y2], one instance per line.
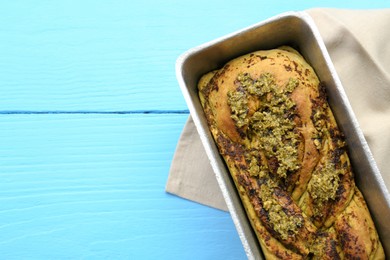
[0, 114, 244, 259]
[0, 1, 389, 259]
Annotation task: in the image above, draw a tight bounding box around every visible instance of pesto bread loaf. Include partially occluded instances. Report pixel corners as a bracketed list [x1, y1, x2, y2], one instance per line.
[198, 46, 384, 259]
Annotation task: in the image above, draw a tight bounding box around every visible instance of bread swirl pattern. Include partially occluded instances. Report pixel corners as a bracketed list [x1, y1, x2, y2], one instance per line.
[198, 47, 384, 259]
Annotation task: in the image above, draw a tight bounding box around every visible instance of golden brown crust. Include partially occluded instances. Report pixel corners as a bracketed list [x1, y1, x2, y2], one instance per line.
[198, 47, 384, 259]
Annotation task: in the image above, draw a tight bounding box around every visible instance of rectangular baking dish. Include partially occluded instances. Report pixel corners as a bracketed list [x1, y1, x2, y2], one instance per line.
[176, 11, 390, 259]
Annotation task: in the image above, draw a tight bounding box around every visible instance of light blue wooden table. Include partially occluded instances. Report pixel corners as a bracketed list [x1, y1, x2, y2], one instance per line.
[1, 1, 389, 259]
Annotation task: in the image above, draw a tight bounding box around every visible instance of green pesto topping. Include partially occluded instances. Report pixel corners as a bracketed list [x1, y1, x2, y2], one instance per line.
[285, 77, 299, 93]
[245, 150, 268, 178]
[250, 78, 300, 178]
[311, 130, 322, 150]
[313, 110, 326, 132]
[308, 160, 342, 216]
[236, 73, 254, 91]
[311, 110, 326, 150]
[250, 110, 298, 176]
[229, 73, 303, 239]
[227, 89, 248, 128]
[260, 181, 303, 240]
[247, 73, 274, 96]
[228, 73, 300, 179]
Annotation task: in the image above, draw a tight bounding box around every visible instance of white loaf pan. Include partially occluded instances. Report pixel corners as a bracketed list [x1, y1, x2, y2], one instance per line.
[176, 11, 390, 259]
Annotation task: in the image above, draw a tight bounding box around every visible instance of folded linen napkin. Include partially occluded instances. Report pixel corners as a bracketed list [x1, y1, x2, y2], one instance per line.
[166, 8, 390, 211]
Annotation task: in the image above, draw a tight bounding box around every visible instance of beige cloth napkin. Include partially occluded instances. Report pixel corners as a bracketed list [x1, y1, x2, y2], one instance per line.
[166, 8, 390, 212]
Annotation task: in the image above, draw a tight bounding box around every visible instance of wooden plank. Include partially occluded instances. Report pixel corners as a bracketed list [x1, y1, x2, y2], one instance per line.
[0, 114, 246, 259]
[1, 1, 389, 111]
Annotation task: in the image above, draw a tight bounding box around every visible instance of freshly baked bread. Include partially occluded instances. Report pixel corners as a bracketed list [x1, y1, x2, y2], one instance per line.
[198, 47, 384, 259]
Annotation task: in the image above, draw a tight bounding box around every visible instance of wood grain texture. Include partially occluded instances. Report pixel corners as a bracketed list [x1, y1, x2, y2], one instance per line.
[0, 114, 245, 259]
[0, 1, 389, 111]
